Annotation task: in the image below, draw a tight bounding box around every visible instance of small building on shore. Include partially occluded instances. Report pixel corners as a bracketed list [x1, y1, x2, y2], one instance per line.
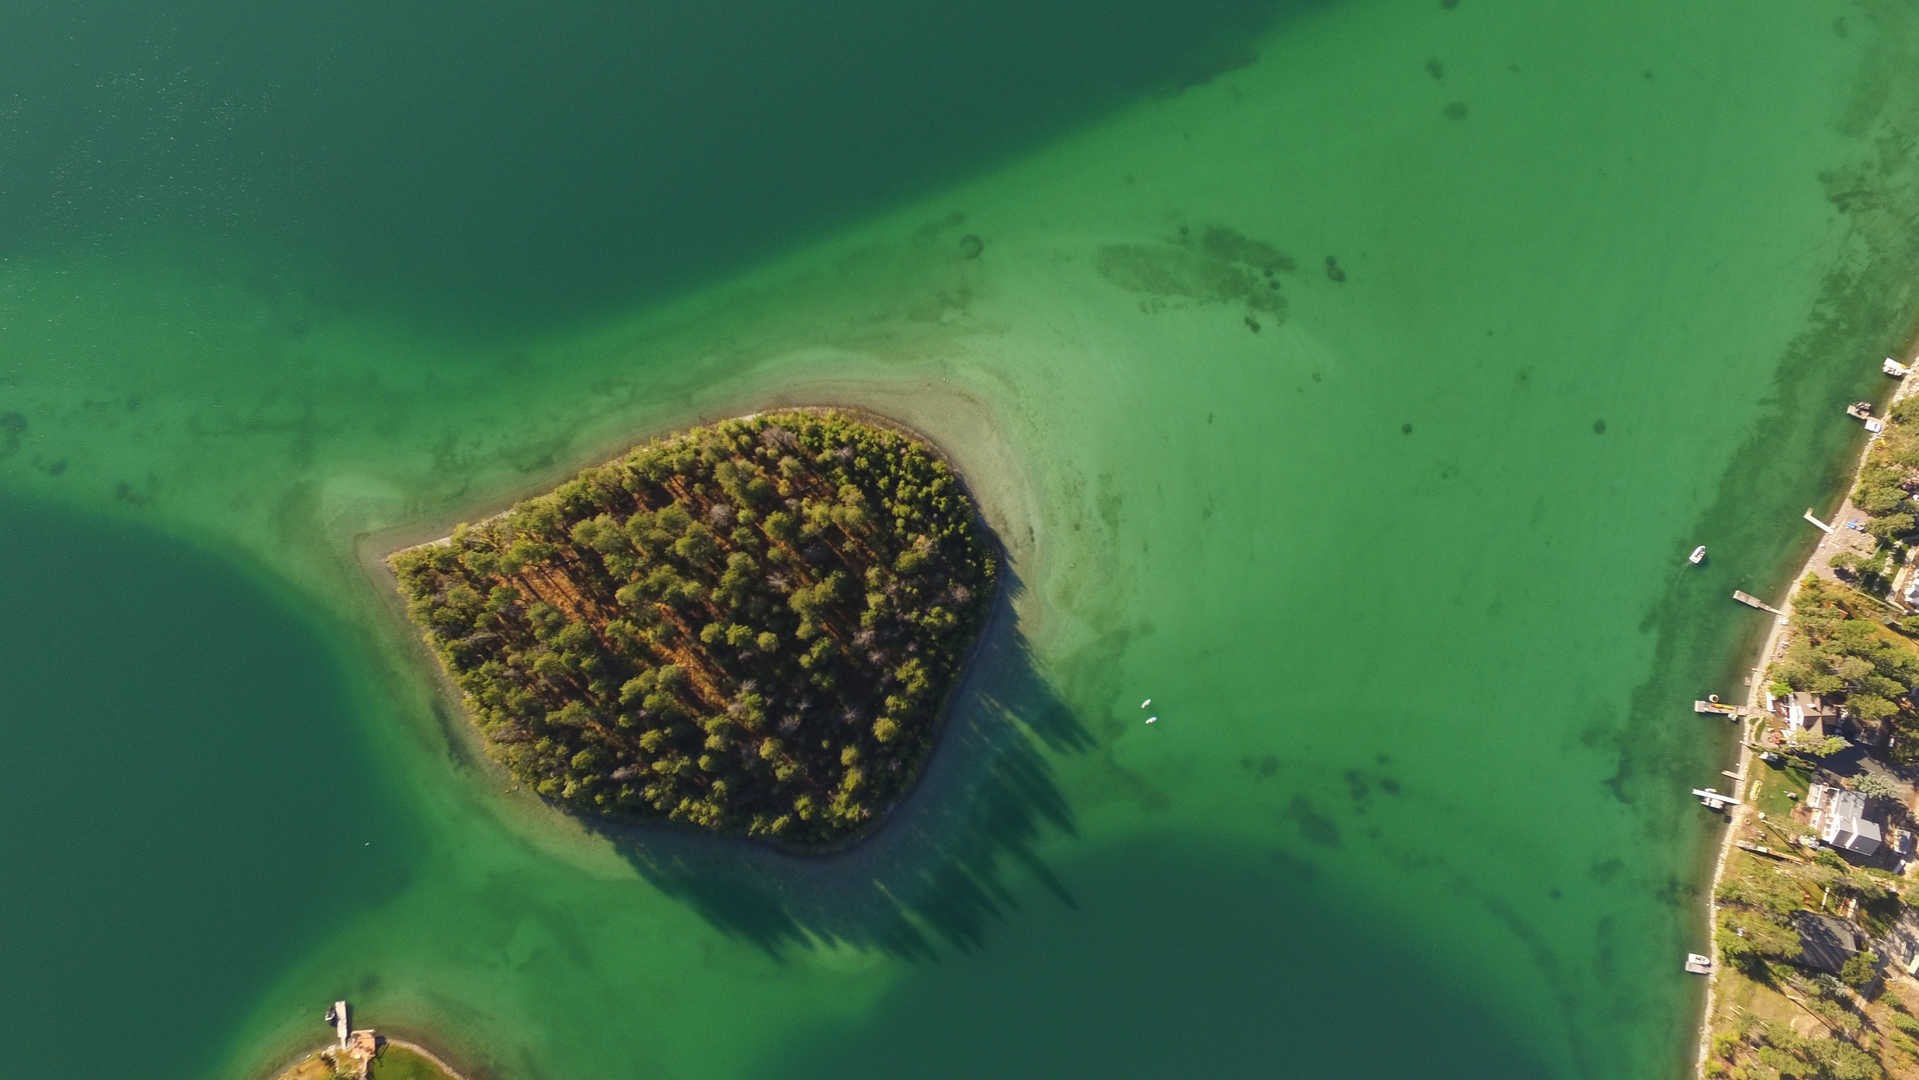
[1791, 911, 1866, 975]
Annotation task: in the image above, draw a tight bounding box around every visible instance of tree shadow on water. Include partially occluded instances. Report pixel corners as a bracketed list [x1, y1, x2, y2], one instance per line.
[581, 566, 1089, 963]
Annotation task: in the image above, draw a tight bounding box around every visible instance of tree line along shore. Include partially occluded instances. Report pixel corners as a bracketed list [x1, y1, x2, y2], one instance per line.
[1704, 382, 1919, 1079]
[390, 409, 997, 846]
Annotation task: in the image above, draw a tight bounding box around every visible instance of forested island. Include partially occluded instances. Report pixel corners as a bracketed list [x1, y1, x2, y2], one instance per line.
[390, 410, 997, 845]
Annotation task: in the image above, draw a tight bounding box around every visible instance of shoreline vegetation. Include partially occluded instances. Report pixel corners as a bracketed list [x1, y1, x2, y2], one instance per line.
[388, 408, 997, 847]
[1698, 347, 1919, 1079]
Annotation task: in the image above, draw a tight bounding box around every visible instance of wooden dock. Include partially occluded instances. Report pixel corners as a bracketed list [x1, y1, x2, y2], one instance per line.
[1732, 590, 1786, 616]
[1693, 787, 1740, 809]
[1695, 700, 1740, 716]
[1806, 508, 1834, 534]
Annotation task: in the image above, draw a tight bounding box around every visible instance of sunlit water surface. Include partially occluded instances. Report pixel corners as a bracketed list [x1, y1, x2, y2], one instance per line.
[5, 1, 1919, 1076]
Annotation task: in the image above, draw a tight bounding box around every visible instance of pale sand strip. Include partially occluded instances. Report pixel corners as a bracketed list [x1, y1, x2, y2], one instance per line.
[349, 376, 1038, 592]
[350, 395, 1023, 850]
[382, 1038, 472, 1080]
[1694, 349, 1919, 1076]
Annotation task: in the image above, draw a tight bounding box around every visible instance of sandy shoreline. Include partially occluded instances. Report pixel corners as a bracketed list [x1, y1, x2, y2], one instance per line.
[1692, 345, 1919, 1076]
[384, 1038, 471, 1080]
[381, 400, 1020, 859]
[348, 372, 1038, 585]
[351, 395, 1024, 843]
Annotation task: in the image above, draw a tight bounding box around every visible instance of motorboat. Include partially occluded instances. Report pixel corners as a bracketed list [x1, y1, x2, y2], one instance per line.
[1689, 546, 1707, 565]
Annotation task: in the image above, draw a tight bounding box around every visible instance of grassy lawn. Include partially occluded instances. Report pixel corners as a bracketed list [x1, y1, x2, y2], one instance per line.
[273, 1058, 338, 1080]
[369, 1046, 457, 1080]
[1755, 757, 1815, 823]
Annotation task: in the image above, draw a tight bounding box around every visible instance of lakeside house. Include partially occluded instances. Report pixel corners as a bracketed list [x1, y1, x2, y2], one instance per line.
[1780, 692, 1846, 737]
[1811, 787, 1885, 856]
[1792, 911, 1866, 975]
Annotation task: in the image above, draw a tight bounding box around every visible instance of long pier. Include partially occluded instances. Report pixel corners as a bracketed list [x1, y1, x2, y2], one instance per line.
[1732, 590, 1786, 616]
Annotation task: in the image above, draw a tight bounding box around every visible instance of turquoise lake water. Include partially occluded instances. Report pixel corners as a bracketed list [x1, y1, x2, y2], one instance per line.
[6, 2, 1919, 1077]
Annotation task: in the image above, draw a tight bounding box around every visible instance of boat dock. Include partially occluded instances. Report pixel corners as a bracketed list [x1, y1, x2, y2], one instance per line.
[1693, 787, 1741, 809]
[1685, 953, 1714, 975]
[1732, 590, 1786, 616]
[1695, 700, 1740, 716]
[1848, 399, 1888, 433]
[329, 1000, 349, 1048]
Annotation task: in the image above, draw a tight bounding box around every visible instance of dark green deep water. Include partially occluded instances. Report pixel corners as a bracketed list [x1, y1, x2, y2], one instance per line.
[0, 501, 422, 1062]
[5, 2, 1919, 1077]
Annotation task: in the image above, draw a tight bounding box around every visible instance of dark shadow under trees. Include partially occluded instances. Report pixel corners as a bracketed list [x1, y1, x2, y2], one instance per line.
[581, 564, 1089, 962]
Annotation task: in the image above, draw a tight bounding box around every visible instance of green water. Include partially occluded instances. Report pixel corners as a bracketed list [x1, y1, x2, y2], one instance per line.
[5, 1, 1919, 1077]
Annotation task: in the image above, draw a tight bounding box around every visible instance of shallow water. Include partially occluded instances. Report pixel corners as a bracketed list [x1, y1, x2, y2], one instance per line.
[5, 1, 1919, 1077]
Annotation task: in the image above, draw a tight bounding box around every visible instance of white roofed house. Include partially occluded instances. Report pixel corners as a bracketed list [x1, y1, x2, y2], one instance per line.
[1819, 789, 1884, 857]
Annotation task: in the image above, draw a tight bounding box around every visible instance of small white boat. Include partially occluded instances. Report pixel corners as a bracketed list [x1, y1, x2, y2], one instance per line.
[1145, 716, 1158, 725]
[1688, 546, 1706, 565]
[1139, 698, 1151, 709]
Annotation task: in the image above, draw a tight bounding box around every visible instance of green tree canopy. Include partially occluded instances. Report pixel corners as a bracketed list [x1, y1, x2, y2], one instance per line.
[1850, 772, 1899, 799]
[390, 410, 997, 845]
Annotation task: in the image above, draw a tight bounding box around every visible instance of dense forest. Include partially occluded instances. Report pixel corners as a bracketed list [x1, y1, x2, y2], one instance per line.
[1849, 395, 1919, 547]
[1773, 577, 1919, 763]
[391, 410, 996, 844]
[1830, 394, 1919, 595]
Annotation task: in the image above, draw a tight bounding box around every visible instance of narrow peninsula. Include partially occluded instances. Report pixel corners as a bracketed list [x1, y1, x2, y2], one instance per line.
[269, 1000, 464, 1080]
[390, 409, 997, 845]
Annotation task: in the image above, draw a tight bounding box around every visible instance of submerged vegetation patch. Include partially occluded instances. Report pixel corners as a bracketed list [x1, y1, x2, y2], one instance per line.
[1097, 222, 1294, 318]
[391, 410, 997, 846]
